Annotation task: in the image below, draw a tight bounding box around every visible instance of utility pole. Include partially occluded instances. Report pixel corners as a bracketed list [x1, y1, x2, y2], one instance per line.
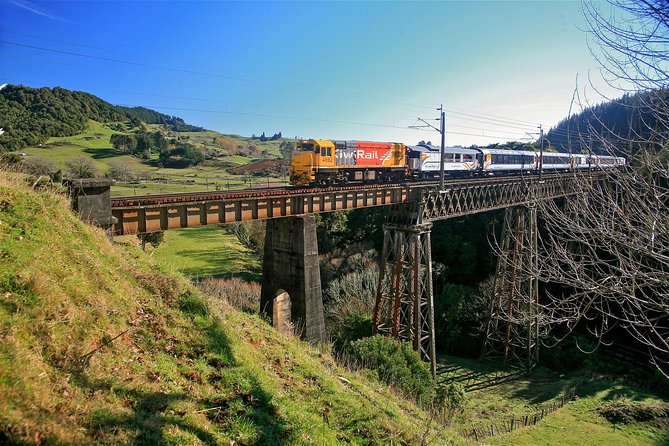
[439, 105, 445, 191]
[410, 104, 446, 190]
[539, 124, 544, 182]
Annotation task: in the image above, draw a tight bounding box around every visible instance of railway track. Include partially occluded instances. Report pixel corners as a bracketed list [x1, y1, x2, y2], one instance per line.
[111, 172, 576, 208]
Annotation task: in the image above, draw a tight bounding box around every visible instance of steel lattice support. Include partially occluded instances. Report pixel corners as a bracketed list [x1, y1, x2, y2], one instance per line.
[372, 218, 437, 378]
[482, 205, 540, 372]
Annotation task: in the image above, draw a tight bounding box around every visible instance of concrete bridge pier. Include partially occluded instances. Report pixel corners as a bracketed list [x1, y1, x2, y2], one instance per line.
[260, 216, 325, 343]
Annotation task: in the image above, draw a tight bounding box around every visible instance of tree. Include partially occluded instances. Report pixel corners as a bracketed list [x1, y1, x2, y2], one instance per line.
[21, 156, 57, 177]
[65, 157, 98, 178]
[105, 160, 136, 181]
[158, 143, 204, 168]
[137, 231, 164, 251]
[110, 134, 136, 153]
[515, 0, 669, 376]
[134, 133, 154, 159]
[279, 140, 295, 159]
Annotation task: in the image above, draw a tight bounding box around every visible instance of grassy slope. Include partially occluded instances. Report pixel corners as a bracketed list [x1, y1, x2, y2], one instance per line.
[487, 380, 668, 446]
[440, 356, 668, 445]
[117, 225, 261, 281]
[21, 121, 290, 196]
[0, 175, 458, 445]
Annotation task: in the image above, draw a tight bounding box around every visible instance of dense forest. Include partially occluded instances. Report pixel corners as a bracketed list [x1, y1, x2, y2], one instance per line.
[546, 89, 669, 154]
[0, 85, 202, 151]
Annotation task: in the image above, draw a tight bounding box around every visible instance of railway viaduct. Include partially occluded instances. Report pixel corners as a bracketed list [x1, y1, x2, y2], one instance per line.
[67, 172, 606, 376]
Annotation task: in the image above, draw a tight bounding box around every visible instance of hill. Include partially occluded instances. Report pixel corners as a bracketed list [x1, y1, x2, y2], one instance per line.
[0, 174, 454, 445]
[0, 84, 204, 152]
[546, 89, 669, 155]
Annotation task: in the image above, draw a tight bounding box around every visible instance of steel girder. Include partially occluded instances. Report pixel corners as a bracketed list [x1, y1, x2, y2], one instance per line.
[372, 215, 437, 378]
[482, 206, 540, 372]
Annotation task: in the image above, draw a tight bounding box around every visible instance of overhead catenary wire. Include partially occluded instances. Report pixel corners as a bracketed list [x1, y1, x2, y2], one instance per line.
[124, 104, 529, 141]
[2, 31, 556, 144]
[1, 35, 545, 130]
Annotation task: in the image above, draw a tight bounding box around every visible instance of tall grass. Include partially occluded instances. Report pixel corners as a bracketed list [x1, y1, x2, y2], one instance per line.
[198, 277, 260, 313]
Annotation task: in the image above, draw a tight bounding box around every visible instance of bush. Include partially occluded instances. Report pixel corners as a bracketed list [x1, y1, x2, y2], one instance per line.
[435, 281, 489, 357]
[436, 382, 466, 422]
[348, 335, 435, 405]
[65, 157, 98, 178]
[331, 314, 373, 351]
[21, 156, 57, 177]
[198, 277, 260, 313]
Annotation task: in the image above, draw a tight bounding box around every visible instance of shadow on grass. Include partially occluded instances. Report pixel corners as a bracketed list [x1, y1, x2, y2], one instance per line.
[69, 302, 290, 444]
[172, 248, 261, 281]
[508, 373, 580, 405]
[83, 147, 122, 159]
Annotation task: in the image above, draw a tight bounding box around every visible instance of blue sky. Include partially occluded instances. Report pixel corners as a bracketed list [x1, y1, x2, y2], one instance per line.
[1, 0, 622, 146]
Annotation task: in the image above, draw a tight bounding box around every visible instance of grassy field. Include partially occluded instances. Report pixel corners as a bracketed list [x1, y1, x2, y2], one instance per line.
[438, 355, 669, 445]
[117, 225, 261, 281]
[20, 120, 290, 196]
[487, 379, 668, 446]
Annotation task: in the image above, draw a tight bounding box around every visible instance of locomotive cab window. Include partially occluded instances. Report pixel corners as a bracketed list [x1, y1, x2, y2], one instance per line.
[327, 148, 332, 157]
[321, 148, 326, 156]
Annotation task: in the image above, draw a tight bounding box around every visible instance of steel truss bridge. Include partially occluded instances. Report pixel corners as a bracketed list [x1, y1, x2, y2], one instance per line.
[110, 172, 597, 235]
[101, 172, 608, 377]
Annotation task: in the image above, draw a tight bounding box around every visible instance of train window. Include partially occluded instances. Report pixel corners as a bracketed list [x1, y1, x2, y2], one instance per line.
[327, 148, 332, 157]
[321, 148, 326, 156]
[464, 154, 473, 160]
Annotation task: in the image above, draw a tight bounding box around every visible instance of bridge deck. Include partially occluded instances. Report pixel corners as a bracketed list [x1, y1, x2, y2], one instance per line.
[111, 172, 604, 235]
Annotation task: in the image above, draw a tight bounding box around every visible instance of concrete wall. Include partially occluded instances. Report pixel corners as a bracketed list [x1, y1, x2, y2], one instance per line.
[260, 216, 325, 343]
[66, 179, 115, 238]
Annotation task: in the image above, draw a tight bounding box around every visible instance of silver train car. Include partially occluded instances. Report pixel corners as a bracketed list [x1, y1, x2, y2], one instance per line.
[407, 144, 625, 177]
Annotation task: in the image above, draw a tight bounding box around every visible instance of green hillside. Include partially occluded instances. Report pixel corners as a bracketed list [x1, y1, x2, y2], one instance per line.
[0, 173, 457, 445]
[0, 84, 201, 151]
[17, 119, 290, 196]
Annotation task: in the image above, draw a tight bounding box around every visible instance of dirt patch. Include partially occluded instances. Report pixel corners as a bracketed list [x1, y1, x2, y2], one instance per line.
[227, 159, 287, 176]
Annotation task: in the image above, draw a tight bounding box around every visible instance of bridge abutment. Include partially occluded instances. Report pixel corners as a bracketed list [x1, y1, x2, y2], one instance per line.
[260, 216, 325, 343]
[66, 179, 116, 240]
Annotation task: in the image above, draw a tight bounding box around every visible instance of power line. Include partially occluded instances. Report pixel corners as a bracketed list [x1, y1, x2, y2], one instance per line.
[125, 104, 525, 141]
[1, 36, 543, 127]
[0, 40, 252, 83]
[2, 34, 550, 141]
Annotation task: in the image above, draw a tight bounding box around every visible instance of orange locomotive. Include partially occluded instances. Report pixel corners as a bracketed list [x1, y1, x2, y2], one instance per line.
[289, 139, 407, 186]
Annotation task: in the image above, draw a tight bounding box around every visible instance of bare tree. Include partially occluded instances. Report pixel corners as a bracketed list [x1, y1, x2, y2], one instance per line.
[105, 160, 137, 181]
[518, 0, 669, 375]
[65, 157, 98, 179]
[21, 156, 57, 177]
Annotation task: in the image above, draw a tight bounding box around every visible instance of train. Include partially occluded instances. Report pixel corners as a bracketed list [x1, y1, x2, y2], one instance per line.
[289, 139, 626, 186]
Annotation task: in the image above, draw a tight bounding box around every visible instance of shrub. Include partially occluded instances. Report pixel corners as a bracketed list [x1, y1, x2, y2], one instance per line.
[436, 382, 466, 422]
[331, 314, 373, 351]
[347, 335, 435, 405]
[21, 156, 57, 177]
[198, 277, 260, 313]
[65, 157, 98, 178]
[324, 265, 378, 324]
